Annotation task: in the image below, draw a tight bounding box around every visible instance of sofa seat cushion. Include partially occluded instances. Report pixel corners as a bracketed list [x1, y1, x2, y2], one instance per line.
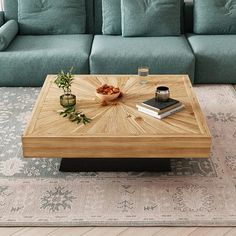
[0, 34, 93, 86]
[90, 35, 195, 82]
[187, 34, 236, 83]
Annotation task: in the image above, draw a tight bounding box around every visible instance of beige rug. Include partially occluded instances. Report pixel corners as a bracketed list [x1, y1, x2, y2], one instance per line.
[0, 85, 235, 226]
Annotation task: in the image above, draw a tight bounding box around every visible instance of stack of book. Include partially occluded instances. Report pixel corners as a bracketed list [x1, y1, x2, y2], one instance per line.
[136, 98, 184, 120]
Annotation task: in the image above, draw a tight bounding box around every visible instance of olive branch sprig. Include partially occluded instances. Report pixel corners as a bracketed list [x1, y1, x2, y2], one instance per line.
[58, 106, 91, 125]
[54, 67, 74, 95]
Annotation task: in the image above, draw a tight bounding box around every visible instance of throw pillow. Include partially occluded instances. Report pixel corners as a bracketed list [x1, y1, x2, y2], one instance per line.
[0, 20, 18, 51]
[18, 0, 86, 35]
[194, 0, 236, 34]
[121, 0, 181, 37]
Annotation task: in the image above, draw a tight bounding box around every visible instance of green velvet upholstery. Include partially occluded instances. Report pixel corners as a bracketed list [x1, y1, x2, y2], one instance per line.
[90, 35, 195, 81]
[194, 0, 236, 34]
[184, 2, 193, 33]
[187, 34, 236, 83]
[3, 0, 94, 34]
[3, 0, 18, 21]
[102, 0, 121, 35]
[95, 0, 185, 35]
[0, 35, 93, 86]
[121, 0, 181, 37]
[0, 12, 4, 27]
[101, 0, 184, 35]
[0, 20, 18, 51]
[18, 0, 86, 35]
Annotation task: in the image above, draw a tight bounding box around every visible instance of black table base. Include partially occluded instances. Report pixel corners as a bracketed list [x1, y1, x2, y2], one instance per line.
[59, 158, 171, 172]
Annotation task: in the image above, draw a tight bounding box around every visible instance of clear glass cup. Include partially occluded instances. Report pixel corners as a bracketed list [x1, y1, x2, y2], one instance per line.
[138, 66, 149, 84]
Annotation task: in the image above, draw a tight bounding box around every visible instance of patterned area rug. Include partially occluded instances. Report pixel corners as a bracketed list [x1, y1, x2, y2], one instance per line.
[0, 85, 236, 226]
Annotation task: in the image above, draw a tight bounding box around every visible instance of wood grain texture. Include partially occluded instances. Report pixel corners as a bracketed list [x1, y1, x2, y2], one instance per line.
[47, 227, 95, 236]
[8, 227, 58, 236]
[118, 227, 164, 236]
[153, 227, 197, 236]
[0, 227, 234, 236]
[188, 227, 233, 236]
[22, 75, 211, 158]
[224, 227, 236, 236]
[0, 227, 23, 236]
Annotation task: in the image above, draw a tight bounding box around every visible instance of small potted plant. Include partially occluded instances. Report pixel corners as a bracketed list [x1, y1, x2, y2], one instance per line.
[54, 67, 76, 107]
[55, 67, 91, 125]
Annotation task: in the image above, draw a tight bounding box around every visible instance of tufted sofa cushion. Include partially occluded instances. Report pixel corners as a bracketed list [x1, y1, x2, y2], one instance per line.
[121, 0, 182, 37]
[18, 0, 86, 35]
[194, 0, 236, 34]
[95, 0, 185, 35]
[3, 0, 94, 34]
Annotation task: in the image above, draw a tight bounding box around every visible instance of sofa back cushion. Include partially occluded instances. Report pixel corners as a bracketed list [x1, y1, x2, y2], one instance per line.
[18, 0, 86, 35]
[95, 0, 184, 35]
[3, 0, 94, 34]
[102, 0, 121, 35]
[3, 0, 18, 22]
[121, 0, 181, 37]
[194, 0, 236, 34]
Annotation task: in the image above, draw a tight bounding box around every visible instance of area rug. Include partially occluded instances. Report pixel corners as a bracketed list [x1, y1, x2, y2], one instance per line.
[0, 85, 236, 226]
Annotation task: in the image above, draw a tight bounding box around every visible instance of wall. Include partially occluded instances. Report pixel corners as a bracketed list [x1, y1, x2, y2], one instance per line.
[0, 0, 3, 11]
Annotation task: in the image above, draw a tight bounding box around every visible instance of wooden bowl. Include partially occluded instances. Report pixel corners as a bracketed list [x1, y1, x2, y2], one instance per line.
[95, 91, 121, 101]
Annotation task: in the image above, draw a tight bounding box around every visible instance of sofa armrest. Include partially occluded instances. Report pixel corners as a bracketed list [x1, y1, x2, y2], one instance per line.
[0, 12, 4, 27]
[0, 20, 18, 51]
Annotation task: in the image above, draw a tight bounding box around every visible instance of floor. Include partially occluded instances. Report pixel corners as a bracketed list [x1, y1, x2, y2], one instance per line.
[1, 227, 236, 236]
[1, 86, 236, 236]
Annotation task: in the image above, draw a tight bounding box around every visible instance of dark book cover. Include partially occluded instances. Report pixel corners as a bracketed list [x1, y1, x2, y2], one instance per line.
[142, 98, 179, 111]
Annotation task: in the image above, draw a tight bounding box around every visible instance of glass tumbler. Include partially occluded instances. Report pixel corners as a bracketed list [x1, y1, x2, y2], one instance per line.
[138, 66, 149, 84]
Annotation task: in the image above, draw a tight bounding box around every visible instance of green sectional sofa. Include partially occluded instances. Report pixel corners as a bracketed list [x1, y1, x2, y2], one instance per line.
[0, 0, 235, 86]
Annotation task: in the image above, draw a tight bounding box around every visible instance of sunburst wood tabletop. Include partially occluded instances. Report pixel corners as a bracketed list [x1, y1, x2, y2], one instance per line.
[22, 75, 211, 158]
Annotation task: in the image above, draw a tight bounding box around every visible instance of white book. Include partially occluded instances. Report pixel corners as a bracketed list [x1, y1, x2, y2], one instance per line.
[136, 104, 185, 120]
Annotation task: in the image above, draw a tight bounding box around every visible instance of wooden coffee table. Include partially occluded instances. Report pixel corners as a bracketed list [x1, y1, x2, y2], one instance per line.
[22, 75, 211, 171]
